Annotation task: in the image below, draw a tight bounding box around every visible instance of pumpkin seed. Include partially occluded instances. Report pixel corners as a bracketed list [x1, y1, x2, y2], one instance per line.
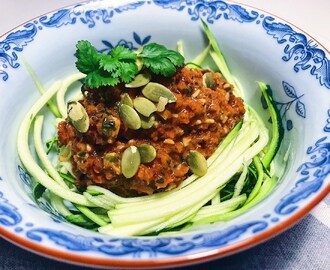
[142, 82, 176, 103]
[136, 58, 144, 72]
[134, 47, 144, 72]
[133, 97, 157, 117]
[187, 150, 208, 176]
[103, 152, 119, 168]
[202, 72, 215, 89]
[104, 152, 118, 162]
[140, 114, 155, 129]
[135, 47, 143, 54]
[121, 146, 141, 178]
[125, 73, 151, 88]
[67, 101, 90, 133]
[156, 96, 168, 112]
[119, 104, 141, 130]
[59, 143, 72, 162]
[120, 93, 133, 107]
[137, 144, 156, 163]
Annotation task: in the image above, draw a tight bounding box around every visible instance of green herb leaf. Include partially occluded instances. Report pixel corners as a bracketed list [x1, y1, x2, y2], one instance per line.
[65, 214, 98, 229]
[33, 183, 46, 200]
[75, 40, 184, 88]
[84, 70, 120, 88]
[58, 171, 76, 184]
[75, 40, 100, 74]
[109, 45, 137, 60]
[99, 46, 137, 84]
[86, 189, 104, 196]
[46, 136, 58, 154]
[139, 43, 184, 76]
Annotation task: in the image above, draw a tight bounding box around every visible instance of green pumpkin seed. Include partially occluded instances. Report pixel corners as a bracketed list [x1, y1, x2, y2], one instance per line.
[59, 143, 72, 162]
[135, 47, 143, 54]
[202, 72, 215, 89]
[140, 114, 155, 129]
[142, 82, 176, 103]
[134, 47, 144, 72]
[119, 104, 141, 130]
[120, 93, 133, 107]
[125, 73, 151, 88]
[121, 146, 141, 178]
[136, 58, 143, 72]
[187, 150, 208, 176]
[133, 97, 157, 117]
[67, 101, 90, 133]
[156, 96, 168, 112]
[104, 152, 118, 162]
[137, 144, 156, 163]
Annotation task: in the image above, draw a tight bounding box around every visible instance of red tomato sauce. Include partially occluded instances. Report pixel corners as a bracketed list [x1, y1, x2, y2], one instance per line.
[58, 66, 245, 197]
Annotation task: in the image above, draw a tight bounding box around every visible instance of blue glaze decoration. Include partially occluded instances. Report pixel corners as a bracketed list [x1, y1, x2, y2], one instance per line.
[0, 0, 329, 87]
[0, 1, 146, 81]
[324, 109, 330, 132]
[0, 23, 37, 81]
[275, 136, 330, 215]
[24, 221, 267, 256]
[276, 81, 306, 131]
[0, 0, 329, 259]
[39, 8, 80, 27]
[98, 33, 151, 54]
[15, 227, 24, 233]
[0, 192, 22, 226]
[261, 81, 305, 131]
[262, 16, 330, 89]
[18, 165, 33, 188]
[133, 32, 152, 46]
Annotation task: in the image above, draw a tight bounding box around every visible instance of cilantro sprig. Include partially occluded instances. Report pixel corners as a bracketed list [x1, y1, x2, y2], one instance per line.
[139, 43, 184, 77]
[75, 41, 137, 88]
[75, 40, 184, 88]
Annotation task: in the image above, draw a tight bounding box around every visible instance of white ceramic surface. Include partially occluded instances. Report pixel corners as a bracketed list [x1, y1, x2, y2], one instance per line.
[0, 0, 329, 268]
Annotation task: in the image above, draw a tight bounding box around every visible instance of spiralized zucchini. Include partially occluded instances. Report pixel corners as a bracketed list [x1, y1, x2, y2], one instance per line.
[17, 23, 284, 236]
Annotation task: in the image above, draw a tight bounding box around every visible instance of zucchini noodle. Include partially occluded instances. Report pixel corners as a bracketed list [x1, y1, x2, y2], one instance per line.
[56, 72, 86, 118]
[17, 25, 284, 236]
[17, 81, 95, 207]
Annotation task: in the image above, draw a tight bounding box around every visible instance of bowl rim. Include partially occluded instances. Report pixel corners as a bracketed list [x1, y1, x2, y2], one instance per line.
[0, 0, 329, 268]
[1, 184, 329, 268]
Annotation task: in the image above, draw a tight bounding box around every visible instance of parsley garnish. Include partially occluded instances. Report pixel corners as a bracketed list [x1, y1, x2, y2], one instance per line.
[75, 40, 184, 88]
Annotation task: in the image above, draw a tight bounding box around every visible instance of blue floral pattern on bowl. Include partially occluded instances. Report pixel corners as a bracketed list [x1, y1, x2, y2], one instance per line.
[0, 0, 329, 265]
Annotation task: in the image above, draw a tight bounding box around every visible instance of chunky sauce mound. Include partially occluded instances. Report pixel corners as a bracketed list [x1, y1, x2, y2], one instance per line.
[58, 66, 245, 197]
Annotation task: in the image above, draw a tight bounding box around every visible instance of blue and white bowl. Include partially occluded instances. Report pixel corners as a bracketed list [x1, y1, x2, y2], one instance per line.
[0, 0, 329, 268]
